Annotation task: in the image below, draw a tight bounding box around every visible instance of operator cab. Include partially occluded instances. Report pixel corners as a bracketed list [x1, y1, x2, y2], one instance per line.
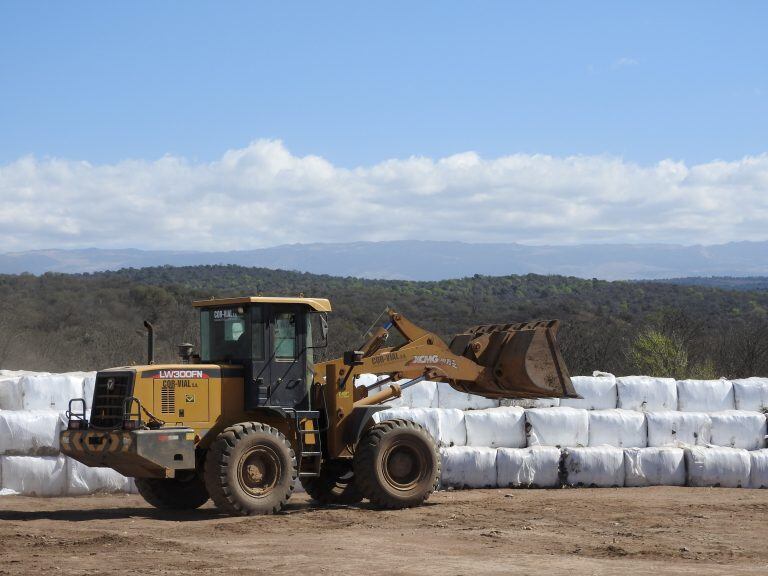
[192, 296, 331, 411]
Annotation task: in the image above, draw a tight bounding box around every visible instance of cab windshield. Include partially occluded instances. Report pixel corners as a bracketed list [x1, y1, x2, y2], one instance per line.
[200, 307, 252, 362]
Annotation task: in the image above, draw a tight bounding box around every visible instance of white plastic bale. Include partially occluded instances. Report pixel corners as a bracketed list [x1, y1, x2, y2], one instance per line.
[676, 379, 735, 412]
[0, 455, 68, 496]
[684, 446, 751, 488]
[354, 374, 381, 389]
[439, 446, 497, 488]
[0, 376, 24, 410]
[748, 450, 768, 489]
[623, 447, 686, 487]
[709, 411, 767, 450]
[588, 409, 647, 448]
[560, 372, 618, 410]
[616, 376, 677, 412]
[731, 378, 768, 413]
[437, 408, 467, 447]
[20, 374, 86, 411]
[82, 372, 97, 407]
[373, 408, 441, 445]
[435, 382, 498, 410]
[464, 407, 526, 448]
[373, 407, 465, 447]
[373, 380, 438, 409]
[646, 412, 711, 447]
[66, 458, 133, 495]
[0, 410, 61, 455]
[500, 397, 560, 408]
[496, 446, 561, 488]
[404, 380, 439, 408]
[525, 407, 589, 448]
[562, 447, 625, 487]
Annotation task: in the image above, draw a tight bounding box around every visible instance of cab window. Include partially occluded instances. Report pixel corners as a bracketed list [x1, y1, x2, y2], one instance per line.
[274, 312, 297, 360]
[200, 307, 250, 362]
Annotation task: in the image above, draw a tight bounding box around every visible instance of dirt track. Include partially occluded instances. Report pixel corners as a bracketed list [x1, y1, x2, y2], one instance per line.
[1, 487, 766, 575]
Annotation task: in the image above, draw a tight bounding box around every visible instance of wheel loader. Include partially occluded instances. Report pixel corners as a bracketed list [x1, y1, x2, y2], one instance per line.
[60, 296, 576, 515]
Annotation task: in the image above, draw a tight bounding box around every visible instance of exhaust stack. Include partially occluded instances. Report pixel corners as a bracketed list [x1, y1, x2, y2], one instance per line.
[143, 320, 155, 365]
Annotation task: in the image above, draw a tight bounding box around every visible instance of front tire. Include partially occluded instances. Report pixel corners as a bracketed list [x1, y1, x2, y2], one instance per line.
[300, 459, 363, 505]
[135, 473, 209, 510]
[353, 419, 440, 509]
[204, 422, 297, 516]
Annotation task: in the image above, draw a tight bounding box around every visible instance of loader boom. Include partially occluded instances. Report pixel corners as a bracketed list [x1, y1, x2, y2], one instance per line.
[315, 308, 576, 457]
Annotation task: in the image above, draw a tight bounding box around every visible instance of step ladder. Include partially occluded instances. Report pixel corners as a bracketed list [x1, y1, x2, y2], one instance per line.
[293, 410, 322, 478]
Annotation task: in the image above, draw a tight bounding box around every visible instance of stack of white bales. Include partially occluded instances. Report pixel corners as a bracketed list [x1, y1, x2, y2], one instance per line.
[0, 370, 134, 497]
[3, 370, 767, 497]
[367, 373, 768, 490]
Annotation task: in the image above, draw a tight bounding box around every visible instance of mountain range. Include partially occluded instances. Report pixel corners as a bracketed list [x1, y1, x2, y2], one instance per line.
[1, 240, 767, 281]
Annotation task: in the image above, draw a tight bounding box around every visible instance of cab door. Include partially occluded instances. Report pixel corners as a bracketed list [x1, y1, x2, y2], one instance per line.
[267, 305, 309, 409]
[244, 305, 270, 410]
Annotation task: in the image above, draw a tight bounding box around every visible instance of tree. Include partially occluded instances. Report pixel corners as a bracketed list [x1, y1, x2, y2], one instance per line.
[628, 329, 689, 379]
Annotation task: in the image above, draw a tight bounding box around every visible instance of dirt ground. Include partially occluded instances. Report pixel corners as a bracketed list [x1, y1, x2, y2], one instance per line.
[0, 487, 766, 575]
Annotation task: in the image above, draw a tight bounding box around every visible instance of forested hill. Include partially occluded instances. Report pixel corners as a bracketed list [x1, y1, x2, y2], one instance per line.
[658, 276, 768, 291]
[0, 265, 766, 378]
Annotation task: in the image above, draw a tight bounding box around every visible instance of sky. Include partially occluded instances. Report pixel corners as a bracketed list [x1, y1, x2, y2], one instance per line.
[0, 1, 766, 252]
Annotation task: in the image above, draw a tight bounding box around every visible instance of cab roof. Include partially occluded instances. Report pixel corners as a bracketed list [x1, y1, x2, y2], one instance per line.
[192, 296, 332, 312]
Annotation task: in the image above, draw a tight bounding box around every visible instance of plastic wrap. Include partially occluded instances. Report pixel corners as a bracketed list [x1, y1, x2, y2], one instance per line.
[676, 379, 735, 412]
[20, 374, 86, 411]
[748, 449, 768, 489]
[373, 407, 466, 446]
[464, 407, 526, 448]
[561, 372, 617, 410]
[588, 409, 647, 448]
[616, 376, 677, 412]
[0, 410, 61, 455]
[0, 455, 68, 496]
[0, 376, 24, 410]
[496, 446, 561, 488]
[623, 447, 685, 487]
[435, 382, 498, 410]
[562, 446, 625, 487]
[374, 408, 441, 444]
[500, 397, 560, 408]
[731, 378, 768, 413]
[436, 408, 467, 447]
[525, 407, 589, 448]
[684, 446, 751, 488]
[66, 458, 133, 496]
[709, 410, 767, 450]
[439, 446, 497, 488]
[646, 411, 711, 447]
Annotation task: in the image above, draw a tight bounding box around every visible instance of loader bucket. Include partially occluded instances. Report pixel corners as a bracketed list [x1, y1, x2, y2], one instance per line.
[448, 320, 577, 399]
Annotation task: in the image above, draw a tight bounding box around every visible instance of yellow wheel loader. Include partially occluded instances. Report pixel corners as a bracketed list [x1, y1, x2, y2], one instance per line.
[60, 296, 576, 515]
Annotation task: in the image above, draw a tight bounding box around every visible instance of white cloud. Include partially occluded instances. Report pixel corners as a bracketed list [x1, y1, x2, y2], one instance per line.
[611, 57, 640, 70]
[0, 140, 766, 251]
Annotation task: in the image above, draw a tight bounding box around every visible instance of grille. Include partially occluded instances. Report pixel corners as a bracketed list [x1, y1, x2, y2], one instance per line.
[89, 372, 134, 429]
[161, 384, 175, 414]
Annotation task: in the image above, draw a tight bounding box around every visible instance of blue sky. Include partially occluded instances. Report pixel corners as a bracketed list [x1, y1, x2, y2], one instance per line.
[0, 2, 766, 252]
[1, 1, 765, 167]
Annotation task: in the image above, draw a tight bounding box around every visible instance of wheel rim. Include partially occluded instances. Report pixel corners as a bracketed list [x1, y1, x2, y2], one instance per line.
[237, 445, 282, 498]
[381, 439, 428, 492]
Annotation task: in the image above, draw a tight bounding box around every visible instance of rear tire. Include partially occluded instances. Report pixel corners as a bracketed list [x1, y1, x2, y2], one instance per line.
[204, 422, 296, 516]
[353, 419, 440, 509]
[135, 473, 209, 510]
[300, 459, 363, 505]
